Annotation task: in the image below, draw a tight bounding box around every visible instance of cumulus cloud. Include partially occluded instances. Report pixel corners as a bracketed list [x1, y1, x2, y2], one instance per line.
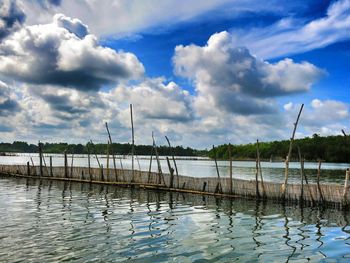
[173, 31, 324, 115]
[0, 14, 144, 91]
[237, 0, 350, 58]
[0, 0, 25, 40]
[107, 78, 194, 123]
[0, 80, 20, 116]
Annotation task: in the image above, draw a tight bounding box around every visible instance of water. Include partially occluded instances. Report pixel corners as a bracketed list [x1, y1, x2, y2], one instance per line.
[1, 154, 349, 184]
[0, 177, 349, 262]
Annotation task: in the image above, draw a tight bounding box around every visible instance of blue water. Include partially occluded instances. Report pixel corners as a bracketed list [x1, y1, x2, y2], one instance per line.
[0, 176, 349, 262]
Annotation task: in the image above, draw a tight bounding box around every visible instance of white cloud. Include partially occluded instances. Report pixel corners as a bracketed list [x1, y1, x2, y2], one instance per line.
[0, 14, 144, 91]
[236, 0, 350, 58]
[173, 31, 324, 115]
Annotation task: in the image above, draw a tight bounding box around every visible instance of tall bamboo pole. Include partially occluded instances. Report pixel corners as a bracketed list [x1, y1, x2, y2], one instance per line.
[343, 169, 349, 206]
[282, 104, 304, 199]
[228, 143, 233, 195]
[130, 104, 135, 182]
[316, 160, 324, 204]
[152, 132, 166, 186]
[38, 141, 43, 177]
[147, 146, 154, 183]
[106, 141, 110, 180]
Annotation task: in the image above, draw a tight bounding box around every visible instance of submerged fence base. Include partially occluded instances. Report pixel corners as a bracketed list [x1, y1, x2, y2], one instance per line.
[0, 164, 349, 208]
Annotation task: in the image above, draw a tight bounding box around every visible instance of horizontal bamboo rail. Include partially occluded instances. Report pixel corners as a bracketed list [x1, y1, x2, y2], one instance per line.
[0, 164, 349, 208]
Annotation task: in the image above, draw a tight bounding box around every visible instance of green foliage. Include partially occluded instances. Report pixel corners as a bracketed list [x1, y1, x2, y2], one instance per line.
[0, 141, 205, 157]
[209, 135, 350, 163]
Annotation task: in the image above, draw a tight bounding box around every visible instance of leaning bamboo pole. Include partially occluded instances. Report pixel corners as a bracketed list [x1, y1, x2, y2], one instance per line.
[316, 160, 324, 204]
[212, 145, 223, 193]
[165, 136, 179, 188]
[228, 144, 233, 195]
[282, 104, 304, 199]
[343, 169, 349, 206]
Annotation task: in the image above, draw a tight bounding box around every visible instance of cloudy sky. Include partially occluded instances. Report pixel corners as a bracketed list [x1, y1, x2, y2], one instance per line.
[0, 0, 349, 148]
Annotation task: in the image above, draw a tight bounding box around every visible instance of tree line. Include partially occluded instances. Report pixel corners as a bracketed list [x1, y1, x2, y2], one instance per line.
[208, 134, 350, 163]
[0, 141, 207, 156]
[1, 134, 349, 162]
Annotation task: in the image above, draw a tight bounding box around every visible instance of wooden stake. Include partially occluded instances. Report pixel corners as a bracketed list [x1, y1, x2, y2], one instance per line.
[105, 122, 118, 181]
[90, 140, 101, 168]
[27, 161, 30, 176]
[297, 146, 304, 203]
[316, 160, 324, 204]
[130, 104, 135, 182]
[256, 140, 266, 197]
[38, 141, 43, 177]
[70, 150, 74, 178]
[166, 157, 174, 188]
[147, 146, 154, 183]
[106, 141, 110, 180]
[49, 156, 53, 177]
[255, 156, 260, 198]
[282, 103, 304, 198]
[152, 132, 166, 186]
[165, 136, 179, 188]
[87, 145, 91, 180]
[212, 145, 222, 193]
[64, 150, 68, 178]
[228, 143, 233, 195]
[343, 169, 349, 205]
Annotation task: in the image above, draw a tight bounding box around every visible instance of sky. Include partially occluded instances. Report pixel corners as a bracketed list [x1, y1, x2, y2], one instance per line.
[0, 0, 349, 148]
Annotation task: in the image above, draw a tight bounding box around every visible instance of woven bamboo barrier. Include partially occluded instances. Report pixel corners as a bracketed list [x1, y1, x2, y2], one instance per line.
[0, 164, 349, 208]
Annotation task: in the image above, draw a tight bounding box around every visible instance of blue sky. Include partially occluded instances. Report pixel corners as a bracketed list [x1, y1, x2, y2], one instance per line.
[0, 0, 349, 147]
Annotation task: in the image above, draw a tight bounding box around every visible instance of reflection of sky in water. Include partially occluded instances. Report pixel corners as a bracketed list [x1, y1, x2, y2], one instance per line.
[1, 154, 349, 183]
[0, 178, 349, 262]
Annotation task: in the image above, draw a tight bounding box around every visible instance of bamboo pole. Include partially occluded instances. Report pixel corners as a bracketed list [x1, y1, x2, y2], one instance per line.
[166, 157, 174, 188]
[70, 150, 74, 178]
[255, 156, 260, 198]
[256, 140, 266, 197]
[106, 141, 110, 180]
[130, 104, 135, 182]
[165, 136, 179, 188]
[105, 122, 118, 181]
[49, 156, 53, 177]
[90, 140, 101, 168]
[297, 146, 304, 203]
[212, 145, 222, 193]
[27, 161, 30, 176]
[147, 146, 154, 183]
[87, 145, 91, 180]
[343, 169, 349, 205]
[228, 143, 233, 195]
[38, 141, 43, 177]
[316, 160, 324, 204]
[152, 132, 165, 185]
[64, 150, 68, 178]
[282, 103, 304, 198]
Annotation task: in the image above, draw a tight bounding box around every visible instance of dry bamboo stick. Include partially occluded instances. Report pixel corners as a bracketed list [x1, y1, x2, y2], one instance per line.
[228, 143, 233, 195]
[106, 141, 110, 180]
[256, 140, 266, 197]
[147, 146, 154, 183]
[343, 169, 349, 205]
[282, 103, 304, 198]
[255, 157, 260, 198]
[105, 122, 118, 181]
[166, 157, 174, 188]
[38, 142, 43, 177]
[70, 150, 74, 177]
[297, 146, 304, 203]
[165, 136, 179, 188]
[90, 140, 101, 168]
[316, 160, 324, 204]
[212, 145, 222, 193]
[130, 104, 135, 182]
[152, 132, 166, 186]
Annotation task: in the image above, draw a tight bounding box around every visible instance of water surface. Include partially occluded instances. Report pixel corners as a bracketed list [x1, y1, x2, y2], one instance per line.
[0, 177, 349, 262]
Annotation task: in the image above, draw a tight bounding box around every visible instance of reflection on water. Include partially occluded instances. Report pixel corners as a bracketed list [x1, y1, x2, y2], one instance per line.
[0, 177, 349, 262]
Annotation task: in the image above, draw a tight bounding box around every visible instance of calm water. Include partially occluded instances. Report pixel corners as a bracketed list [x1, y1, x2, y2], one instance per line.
[0, 177, 349, 262]
[1, 154, 349, 184]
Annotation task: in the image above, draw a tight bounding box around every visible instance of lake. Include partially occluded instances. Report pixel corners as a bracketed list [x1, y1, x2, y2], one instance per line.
[0, 153, 349, 184]
[0, 177, 349, 262]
